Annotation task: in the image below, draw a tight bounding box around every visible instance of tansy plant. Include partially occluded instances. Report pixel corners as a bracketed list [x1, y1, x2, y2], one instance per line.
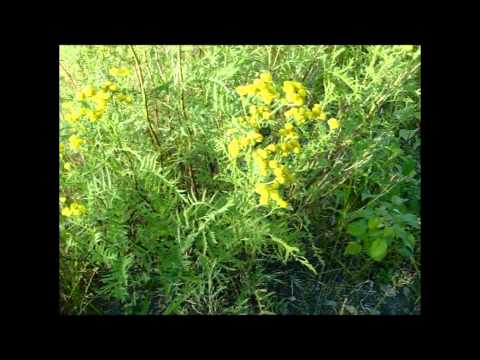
[60, 66, 133, 218]
[227, 72, 340, 209]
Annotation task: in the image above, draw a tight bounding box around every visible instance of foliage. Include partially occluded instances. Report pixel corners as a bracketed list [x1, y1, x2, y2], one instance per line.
[59, 45, 420, 315]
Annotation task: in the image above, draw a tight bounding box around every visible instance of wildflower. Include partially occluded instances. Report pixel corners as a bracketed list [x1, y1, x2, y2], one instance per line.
[311, 103, 327, 120]
[269, 190, 288, 208]
[101, 80, 113, 90]
[283, 81, 307, 106]
[247, 131, 263, 144]
[125, 95, 132, 103]
[328, 118, 340, 130]
[268, 160, 280, 169]
[79, 108, 89, 116]
[236, 84, 256, 96]
[228, 139, 241, 158]
[61, 207, 72, 217]
[82, 85, 96, 98]
[60, 143, 65, 153]
[68, 134, 84, 151]
[259, 72, 272, 82]
[109, 84, 118, 92]
[109, 67, 130, 77]
[70, 202, 86, 216]
[64, 112, 80, 123]
[279, 123, 298, 139]
[265, 143, 277, 154]
[60, 196, 66, 204]
[64, 162, 72, 171]
[255, 183, 270, 205]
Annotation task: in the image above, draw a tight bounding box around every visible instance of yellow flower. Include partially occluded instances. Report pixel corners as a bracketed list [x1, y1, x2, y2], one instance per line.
[60, 143, 65, 153]
[110, 67, 130, 77]
[69, 135, 84, 151]
[265, 143, 277, 154]
[83, 85, 96, 97]
[269, 160, 280, 169]
[64, 112, 80, 123]
[79, 108, 89, 116]
[125, 95, 132, 103]
[269, 190, 288, 208]
[236, 84, 256, 96]
[64, 162, 72, 171]
[70, 202, 86, 216]
[101, 80, 113, 90]
[109, 84, 118, 92]
[259, 72, 272, 82]
[247, 131, 263, 143]
[60, 196, 66, 204]
[255, 148, 268, 160]
[228, 139, 241, 158]
[61, 207, 72, 217]
[328, 118, 340, 130]
[312, 103, 327, 120]
[75, 91, 86, 101]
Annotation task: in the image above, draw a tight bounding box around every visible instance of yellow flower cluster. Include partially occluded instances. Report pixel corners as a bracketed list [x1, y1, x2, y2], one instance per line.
[228, 131, 264, 159]
[230, 73, 341, 209]
[109, 66, 131, 77]
[61, 201, 86, 217]
[278, 122, 301, 157]
[236, 72, 279, 105]
[68, 134, 84, 151]
[327, 118, 339, 130]
[282, 81, 307, 106]
[255, 182, 288, 208]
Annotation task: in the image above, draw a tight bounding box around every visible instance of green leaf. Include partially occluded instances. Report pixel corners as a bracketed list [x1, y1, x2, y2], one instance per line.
[346, 220, 368, 237]
[368, 238, 388, 261]
[368, 217, 381, 229]
[383, 227, 395, 239]
[400, 213, 419, 228]
[391, 195, 406, 206]
[344, 241, 362, 256]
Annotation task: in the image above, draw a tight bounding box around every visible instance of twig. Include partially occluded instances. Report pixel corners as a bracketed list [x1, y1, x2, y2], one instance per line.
[129, 45, 161, 148]
[59, 61, 77, 89]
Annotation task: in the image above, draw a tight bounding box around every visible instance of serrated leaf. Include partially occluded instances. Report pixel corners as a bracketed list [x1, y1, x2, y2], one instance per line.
[368, 238, 388, 261]
[344, 241, 362, 256]
[346, 220, 368, 237]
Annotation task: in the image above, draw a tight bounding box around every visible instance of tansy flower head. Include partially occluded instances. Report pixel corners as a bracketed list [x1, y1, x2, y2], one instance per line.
[69, 134, 84, 151]
[109, 67, 130, 77]
[265, 143, 277, 154]
[328, 118, 339, 130]
[228, 139, 241, 158]
[259, 72, 272, 82]
[61, 207, 72, 217]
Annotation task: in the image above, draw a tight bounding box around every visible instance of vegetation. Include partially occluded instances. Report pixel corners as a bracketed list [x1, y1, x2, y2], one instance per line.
[59, 45, 421, 315]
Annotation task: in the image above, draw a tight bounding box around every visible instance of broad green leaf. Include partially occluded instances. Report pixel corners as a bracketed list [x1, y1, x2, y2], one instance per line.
[383, 227, 395, 239]
[391, 195, 406, 206]
[368, 217, 381, 229]
[344, 241, 362, 256]
[346, 219, 368, 237]
[368, 238, 388, 261]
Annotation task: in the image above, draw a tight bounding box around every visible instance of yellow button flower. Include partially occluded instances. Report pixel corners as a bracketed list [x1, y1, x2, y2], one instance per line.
[61, 207, 72, 217]
[260, 72, 272, 82]
[228, 139, 241, 158]
[69, 135, 84, 151]
[328, 118, 340, 130]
